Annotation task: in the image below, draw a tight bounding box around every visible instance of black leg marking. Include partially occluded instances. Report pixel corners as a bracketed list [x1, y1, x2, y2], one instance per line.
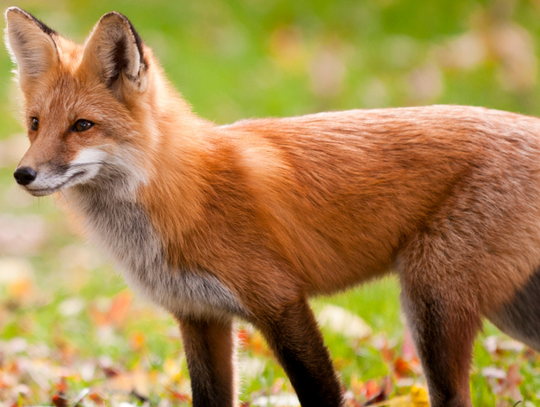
[178, 317, 236, 407]
[487, 267, 540, 351]
[401, 288, 479, 407]
[256, 299, 343, 407]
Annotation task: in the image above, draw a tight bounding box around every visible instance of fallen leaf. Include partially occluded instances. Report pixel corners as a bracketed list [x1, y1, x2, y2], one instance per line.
[252, 392, 300, 407]
[505, 363, 523, 401]
[317, 305, 372, 340]
[484, 336, 524, 356]
[90, 291, 133, 328]
[163, 358, 183, 380]
[55, 378, 68, 393]
[0, 257, 34, 284]
[371, 336, 396, 365]
[270, 378, 286, 395]
[410, 385, 429, 407]
[401, 329, 418, 362]
[89, 391, 106, 405]
[241, 357, 266, 379]
[394, 358, 414, 378]
[129, 331, 146, 352]
[51, 391, 68, 407]
[73, 388, 90, 404]
[58, 297, 85, 317]
[237, 327, 250, 344]
[7, 277, 35, 302]
[368, 385, 429, 407]
[243, 330, 270, 356]
[365, 376, 391, 405]
[482, 367, 506, 380]
[168, 390, 191, 403]
[364, 379, 382, 401]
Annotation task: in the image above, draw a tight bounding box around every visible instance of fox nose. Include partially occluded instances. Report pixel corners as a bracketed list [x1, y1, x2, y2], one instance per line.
[14, 167, 37, 186]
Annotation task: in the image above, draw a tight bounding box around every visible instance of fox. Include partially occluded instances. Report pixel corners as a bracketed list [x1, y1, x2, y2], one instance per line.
[5, 6, 540, 407]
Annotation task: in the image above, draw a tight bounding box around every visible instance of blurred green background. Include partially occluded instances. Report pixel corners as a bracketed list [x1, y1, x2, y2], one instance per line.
[0, 0, 540, 406]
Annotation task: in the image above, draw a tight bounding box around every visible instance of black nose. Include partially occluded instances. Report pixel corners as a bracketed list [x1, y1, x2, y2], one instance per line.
[14, 167, 37, 186]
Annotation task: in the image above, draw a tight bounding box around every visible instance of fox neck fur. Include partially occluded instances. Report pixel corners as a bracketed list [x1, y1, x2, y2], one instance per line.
[64, 148, 248, 320]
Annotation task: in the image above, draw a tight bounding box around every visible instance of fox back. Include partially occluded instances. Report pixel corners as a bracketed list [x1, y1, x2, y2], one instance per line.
[7, 7, 540, 407]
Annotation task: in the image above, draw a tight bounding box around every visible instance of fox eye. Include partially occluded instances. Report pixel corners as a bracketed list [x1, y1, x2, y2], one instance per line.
[73, 119, 94, 132]
[30, 117, 39, 131]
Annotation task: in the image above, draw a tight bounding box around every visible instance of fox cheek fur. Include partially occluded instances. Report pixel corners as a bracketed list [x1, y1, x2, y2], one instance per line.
[7, 7, 540, 407]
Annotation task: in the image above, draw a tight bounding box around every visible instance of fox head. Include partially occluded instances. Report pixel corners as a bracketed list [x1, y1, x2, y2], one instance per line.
[4, 7, 185, 197]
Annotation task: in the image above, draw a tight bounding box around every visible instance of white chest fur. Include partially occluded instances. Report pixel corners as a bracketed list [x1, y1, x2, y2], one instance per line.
[66, 186, 246, 320]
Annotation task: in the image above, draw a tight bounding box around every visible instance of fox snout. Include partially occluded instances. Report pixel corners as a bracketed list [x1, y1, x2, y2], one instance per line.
[14, 162, 88, 196]
[14, 147, 110, 196]
[14, 166, 37, 186]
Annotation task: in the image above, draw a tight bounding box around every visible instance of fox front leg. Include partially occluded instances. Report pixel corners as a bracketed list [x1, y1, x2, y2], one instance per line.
[255, 297, 344, 407]
[178, 316, 237, 407]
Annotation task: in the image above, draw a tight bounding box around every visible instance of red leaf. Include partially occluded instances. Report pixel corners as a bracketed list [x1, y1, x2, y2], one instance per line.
[169, 390, 191, 402]
[364, 379, 382, 402]
[237, 328, 249, 344]
[55, 378, 68, 393]
[90, 291, 133, 328]
[365, 376, 392, 406]
[89, 392, 106, 405]
[52, 392, 68, 407]
[102, 366, 120, 378]
[394, 357, 414, 378]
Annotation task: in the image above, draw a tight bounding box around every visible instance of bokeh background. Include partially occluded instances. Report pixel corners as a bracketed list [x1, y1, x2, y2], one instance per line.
[0, 0, 539, 406]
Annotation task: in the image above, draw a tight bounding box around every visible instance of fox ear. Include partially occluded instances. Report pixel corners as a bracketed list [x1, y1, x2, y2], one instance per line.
[83, 12, 147, 98]
[4, 7, 59, 89]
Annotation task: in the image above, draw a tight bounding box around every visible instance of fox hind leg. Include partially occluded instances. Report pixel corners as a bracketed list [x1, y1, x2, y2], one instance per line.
[400, 283, 480, 407]
[398, 233, 482, 407]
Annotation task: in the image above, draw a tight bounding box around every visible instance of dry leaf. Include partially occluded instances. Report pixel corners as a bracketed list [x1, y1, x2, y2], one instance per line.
[484, 336, 524, 355]
[252, 392, 300, 407]
[0, 257, 34, 284]
[90, 291, 133, 328]
[483, 363, 523, 401]
[129, 331, 147, 352]
[317, 305, 372, 340]
[241, 357, 266, 379]
[365, 376, 392, 405]
[51, 391, 68, 407]
[58, 297, 85, 317]
[369, 385, 429, 407]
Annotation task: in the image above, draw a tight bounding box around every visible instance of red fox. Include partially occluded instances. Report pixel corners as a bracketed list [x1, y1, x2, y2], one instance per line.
[6, 7, 540, 407]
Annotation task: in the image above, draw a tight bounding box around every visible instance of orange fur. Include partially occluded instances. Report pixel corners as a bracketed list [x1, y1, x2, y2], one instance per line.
[141, 106, 540, 312]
